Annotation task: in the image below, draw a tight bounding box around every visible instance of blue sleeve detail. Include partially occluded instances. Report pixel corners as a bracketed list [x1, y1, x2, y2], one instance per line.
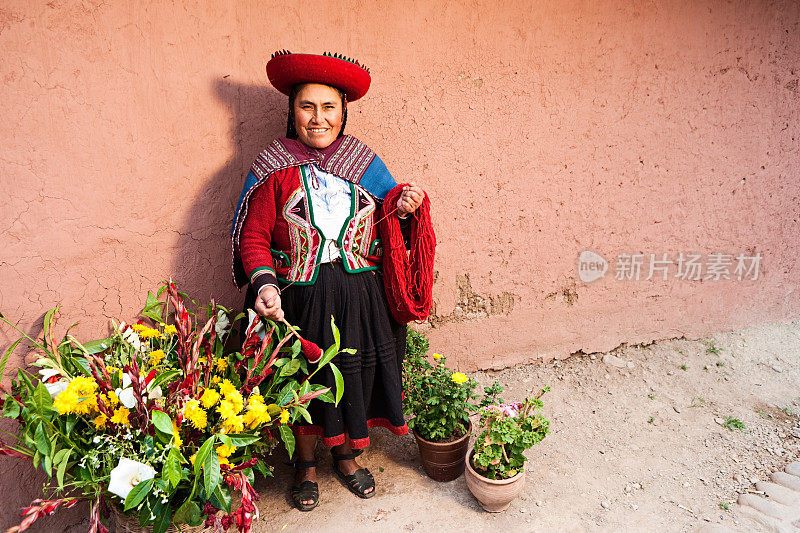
[359, 155, 398, 200]
[231, 170, 261, 235]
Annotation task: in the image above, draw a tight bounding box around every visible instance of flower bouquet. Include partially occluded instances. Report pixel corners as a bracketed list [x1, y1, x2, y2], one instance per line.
[0, 281, 347, 533]
[401, 330, 502, 481]
[465, 386, 550, 512]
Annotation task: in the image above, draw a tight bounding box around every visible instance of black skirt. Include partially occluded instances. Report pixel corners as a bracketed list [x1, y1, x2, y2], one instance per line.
[242, 261, 408, 449]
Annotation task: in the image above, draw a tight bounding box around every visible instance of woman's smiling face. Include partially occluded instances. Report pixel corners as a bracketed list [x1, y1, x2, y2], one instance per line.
[292, 83, 345, 149]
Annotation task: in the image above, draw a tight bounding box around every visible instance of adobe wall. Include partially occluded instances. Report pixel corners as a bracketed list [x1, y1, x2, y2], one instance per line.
[1, 1, 798, 528]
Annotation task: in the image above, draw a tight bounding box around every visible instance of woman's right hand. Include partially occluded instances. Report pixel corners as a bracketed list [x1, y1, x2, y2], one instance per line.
[254, 285, 284, 321]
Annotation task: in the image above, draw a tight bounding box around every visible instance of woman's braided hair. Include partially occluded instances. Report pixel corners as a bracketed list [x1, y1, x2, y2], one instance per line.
[285, 83, 348, 140]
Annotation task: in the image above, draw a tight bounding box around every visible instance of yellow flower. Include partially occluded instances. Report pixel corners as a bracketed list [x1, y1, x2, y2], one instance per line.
[219, 379, 236, 397]
[197, 357, 207, 366]
[94, 413, 108, 430]
[242, 394, 271, 429]
[163, 324, 178, 336]
[211, 376, 221, 385]
[432, 353, 442, 360]
[184, 400, 207, 430]
[450, 372, 468, 385]
[215, 358, 228, 372]
[218, 455, 230, 466]
[279, 409, 290, 424]
[149, 349, 166, 366]
[106, 365, 118, 373]
[216, 443, 236, 458]
[110, 407, 130, 425]
[131, 324, 147, 332]
[221, 414, 244, 434]
[106, 390, 119, 407]
[53, 376, 99, 415]
[200, 388, 220, 409]
[138, 327, 161, 339]
[189, 453, 197, 466]
[171, 420, 182, 448]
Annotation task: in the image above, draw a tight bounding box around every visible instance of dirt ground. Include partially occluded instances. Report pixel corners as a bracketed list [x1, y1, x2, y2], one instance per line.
[249, 320, 800, 533]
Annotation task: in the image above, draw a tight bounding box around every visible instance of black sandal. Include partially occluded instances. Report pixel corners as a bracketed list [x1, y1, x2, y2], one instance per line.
[331, 451, 375, 499]
[289, 460, 319, 511]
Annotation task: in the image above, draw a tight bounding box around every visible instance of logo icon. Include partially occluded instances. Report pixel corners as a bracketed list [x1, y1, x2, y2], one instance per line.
[578, 250, 608, 283]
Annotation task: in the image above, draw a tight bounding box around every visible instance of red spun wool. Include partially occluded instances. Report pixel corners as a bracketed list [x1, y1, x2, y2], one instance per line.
[379, 184, 436, 324]
[300, 337, 323, 363]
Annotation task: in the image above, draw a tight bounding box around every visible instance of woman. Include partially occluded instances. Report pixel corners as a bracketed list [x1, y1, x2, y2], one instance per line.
[230, 51, 432, 511]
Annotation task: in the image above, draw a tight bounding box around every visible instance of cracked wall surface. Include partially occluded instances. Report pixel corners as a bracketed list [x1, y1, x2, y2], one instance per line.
[1, 1, 799, 528]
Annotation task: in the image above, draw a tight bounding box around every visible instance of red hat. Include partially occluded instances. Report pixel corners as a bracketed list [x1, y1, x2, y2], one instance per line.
[266, 50, 372, 101]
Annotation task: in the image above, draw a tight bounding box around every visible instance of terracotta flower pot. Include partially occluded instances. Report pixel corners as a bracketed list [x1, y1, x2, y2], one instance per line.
[412, 422, 471, 482]
[464, 450, 526, 512]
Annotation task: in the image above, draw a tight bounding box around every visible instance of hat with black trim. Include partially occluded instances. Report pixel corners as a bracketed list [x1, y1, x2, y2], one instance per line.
[266, 50, 371, 101]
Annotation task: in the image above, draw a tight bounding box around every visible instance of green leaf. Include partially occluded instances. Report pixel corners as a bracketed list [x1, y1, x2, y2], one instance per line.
[0, 338, 22, 382]
[150, 370, 180, 390]
[276, 382, 300, 407]
[219, 433, 260, 447]
[315, 390, 336, 404]
[331, 316, 340, 351]
[330, 363, 344, 406]
[43, 453, 52, 477]
[43, 307, 59, 347]
[319, 344, 339, 367]
[151, 410, 173, 435]
[203, 449, 221, 495]
[81, 338, 111, 355]
[152, 503, 172, 533]
[65, 414, 78, 434]
[124, 478, 154, 511]
[279, 359, 301, 377]
[193, 436, 215, 477]
[173, 500, 201, 526]
[3, 396, 21, 418]
[32, 383, 55, 415]
[163, 447, 183, 488]
[209, 483, 232, 514]
[294, 405, 312, 424]
[56, 450, 71, 488]
[279, 425, 295, 458]
[34, 422, 50, 456]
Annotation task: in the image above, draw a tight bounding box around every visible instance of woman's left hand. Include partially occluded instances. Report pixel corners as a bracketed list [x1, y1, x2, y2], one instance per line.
[397, 182, 425, 217]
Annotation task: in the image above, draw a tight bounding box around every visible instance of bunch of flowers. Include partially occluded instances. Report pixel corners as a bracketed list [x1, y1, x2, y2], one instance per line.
[0, 281, 346, 533]
[471, 386, 551, 480]
[402, 330, 502, 442]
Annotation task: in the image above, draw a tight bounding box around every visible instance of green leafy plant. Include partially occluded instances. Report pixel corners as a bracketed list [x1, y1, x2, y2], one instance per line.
[723, 416, 746, 431]
[680, 364, 687, 371]
[647, 394, 655, 400]
[690, 397, 705, 407]
[719, 501, 729, 510]
[0, 282, 346, 533]
[706, 340, 722, 355]
[402, 330, 502, 442]
[647, 416, 654, 424]
[470, 386, 550, 480]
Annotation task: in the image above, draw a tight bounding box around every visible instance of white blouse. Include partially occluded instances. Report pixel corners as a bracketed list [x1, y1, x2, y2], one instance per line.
[305, 164, 352, 263]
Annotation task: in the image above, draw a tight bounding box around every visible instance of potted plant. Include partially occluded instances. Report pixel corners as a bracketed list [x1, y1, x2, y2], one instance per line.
[0, 281, 346, 533]
[402, 330, 502, 481]
[465, 386, 550, 512]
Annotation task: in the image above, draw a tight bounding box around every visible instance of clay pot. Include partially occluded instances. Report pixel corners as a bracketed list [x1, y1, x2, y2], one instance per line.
[464, 450, 526, 512]
[413, 422, 471, 482]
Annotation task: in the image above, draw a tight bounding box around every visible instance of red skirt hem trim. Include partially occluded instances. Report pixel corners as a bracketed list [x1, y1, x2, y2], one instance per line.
[293, 418, 409, 449]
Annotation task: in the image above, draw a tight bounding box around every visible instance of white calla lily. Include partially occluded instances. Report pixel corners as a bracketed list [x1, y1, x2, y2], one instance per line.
[214, 310, 230, 338]
[44, 381, 68, 397]
[107, 458, 156, 500]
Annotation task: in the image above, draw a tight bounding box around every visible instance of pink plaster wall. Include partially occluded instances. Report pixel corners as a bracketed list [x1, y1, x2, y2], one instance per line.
[1, 1, 799, 528]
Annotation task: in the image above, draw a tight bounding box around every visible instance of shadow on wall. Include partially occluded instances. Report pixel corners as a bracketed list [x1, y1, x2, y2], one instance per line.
[169, 77, 287, 316]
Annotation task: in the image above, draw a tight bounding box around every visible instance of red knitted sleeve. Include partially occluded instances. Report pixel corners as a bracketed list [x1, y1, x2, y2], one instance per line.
[240, 179, 279, 294]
